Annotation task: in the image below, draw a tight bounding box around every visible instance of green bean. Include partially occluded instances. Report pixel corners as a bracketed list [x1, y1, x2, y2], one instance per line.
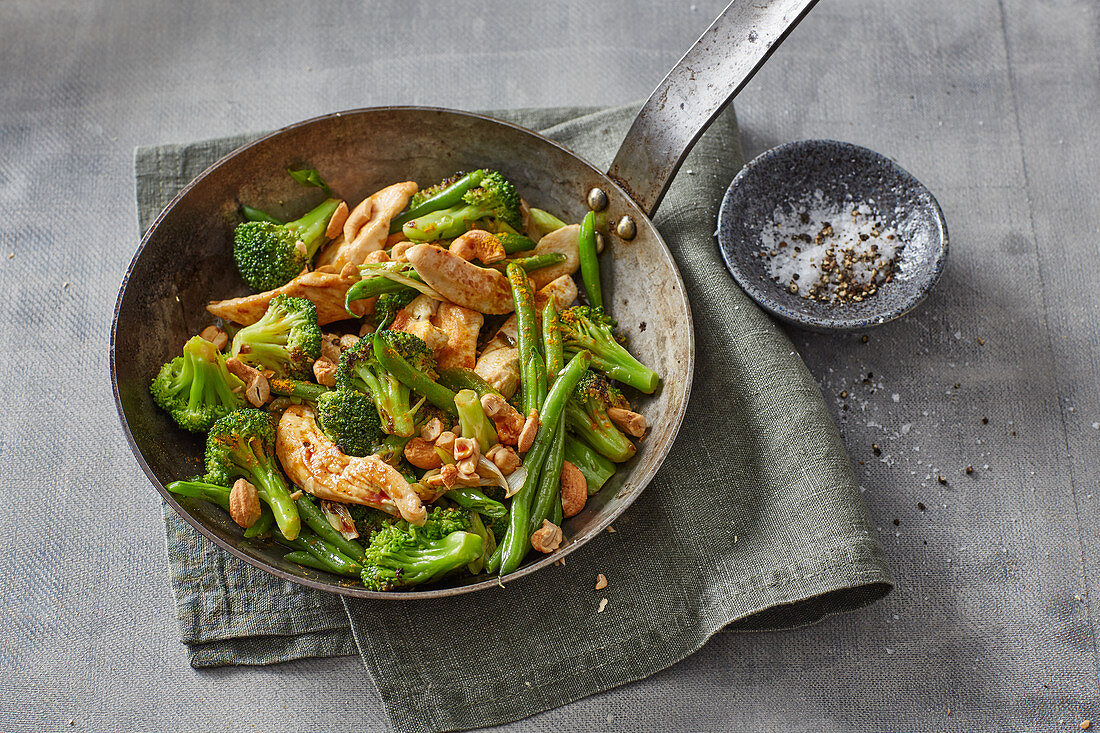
[528, 302, 566, 533]
[563, 436, 616, 494]
[507, 262, 543, 415]
[445, 487, 508, 518]
[295, 493, 366, 562]
[283, 551, 348, 575]
[277, 530, 361, 576]
[372, 331, 459, 415]
[499, 351, 591, 576]
[268, 378, 330, 401]
[437, 367, 502, 398]
[578, 210, 602, 309]
[497, 232, 538, 254]
[467, 511, 489, 575]
[344, 275, 418, 314]
[492, 252, 567, 273]
[389, 170, 486, 234]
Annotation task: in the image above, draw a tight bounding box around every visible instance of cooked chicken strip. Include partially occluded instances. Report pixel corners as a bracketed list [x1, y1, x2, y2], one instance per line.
[391, 294, 449, 352]
[473, 346, 520, 398]
[404, 244, 514, 314]
[316, 181, 418, 270]
[526, 224, 580, 289]
[276, 405, 426, 525]
[434, 302, 484, 370]
[207, 269, 368, 326]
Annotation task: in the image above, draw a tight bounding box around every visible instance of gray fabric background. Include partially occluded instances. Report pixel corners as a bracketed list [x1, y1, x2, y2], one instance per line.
[1, 0, 1097, 730]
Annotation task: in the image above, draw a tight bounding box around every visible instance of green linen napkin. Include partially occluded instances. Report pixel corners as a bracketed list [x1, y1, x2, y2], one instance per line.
[137, 103, 892, 730]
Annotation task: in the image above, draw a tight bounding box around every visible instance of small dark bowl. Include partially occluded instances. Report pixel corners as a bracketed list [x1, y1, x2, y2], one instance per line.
[717, 140, 948, 331]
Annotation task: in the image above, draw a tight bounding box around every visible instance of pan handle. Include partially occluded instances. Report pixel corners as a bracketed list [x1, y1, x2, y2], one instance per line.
[606, 0, 820, 217]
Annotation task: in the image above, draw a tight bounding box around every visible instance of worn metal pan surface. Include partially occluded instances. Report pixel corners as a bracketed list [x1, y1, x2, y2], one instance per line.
[111, 0, 818, 598]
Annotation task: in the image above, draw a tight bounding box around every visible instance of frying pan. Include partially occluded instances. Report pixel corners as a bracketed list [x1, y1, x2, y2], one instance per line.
[112, 0, 819, 599]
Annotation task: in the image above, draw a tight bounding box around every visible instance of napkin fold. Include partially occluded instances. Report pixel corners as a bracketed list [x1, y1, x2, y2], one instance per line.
[136, 103, 891, 732]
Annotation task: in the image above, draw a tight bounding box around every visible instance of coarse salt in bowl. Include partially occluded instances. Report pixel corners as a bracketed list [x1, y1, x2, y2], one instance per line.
[717, 140, 949, 332]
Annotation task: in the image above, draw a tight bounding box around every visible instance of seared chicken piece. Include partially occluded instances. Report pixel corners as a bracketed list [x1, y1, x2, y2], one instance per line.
[276, 405, 426, 525]
[404, 244, 514, 314]
[526, 225, 580, 289]
[434, 302, 484, 370]
[391, 294, 449, 352]
[207, 268, 367, 326]
[473, 347, 521, 398]
[316, 181, 418, 270]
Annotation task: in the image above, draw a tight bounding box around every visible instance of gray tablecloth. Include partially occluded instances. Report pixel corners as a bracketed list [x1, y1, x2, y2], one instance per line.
[2, 0, 1097, 730]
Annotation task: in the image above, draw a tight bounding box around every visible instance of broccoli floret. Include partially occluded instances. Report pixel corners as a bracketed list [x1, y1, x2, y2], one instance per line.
[151, 336, 245, 432]
[564, 371, 636, 463]
[230, 295, 321, 378]
[335, 330, 436, 438]
[374, 288, 418, 329]
[559, 306, 660, 394]
[233, 197, 341, 291]
[203, 409, 300, 540]
[360, 506, 483, 591]
[315, 388, 382, 457]
[403, 170, 521, 242]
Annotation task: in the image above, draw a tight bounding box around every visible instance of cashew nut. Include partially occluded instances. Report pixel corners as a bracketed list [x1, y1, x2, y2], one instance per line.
[229, 478, 262, 528]
[517, 409, 540, 453]
[199, 325, 228, 351]
[530, 519, 563, 553]
[560, 460, 588, 518]
[226, 357, 270, 407]
[450, 229, 506, 265]
[526, 224, 581, 290]
[325, 200, 349, 239]
[312, 356, 337, 388]
[480, 393, 525, 445]
[404, 437, 443, 470]
[607, 407, 647, 438]
[420, 417, 445, 442]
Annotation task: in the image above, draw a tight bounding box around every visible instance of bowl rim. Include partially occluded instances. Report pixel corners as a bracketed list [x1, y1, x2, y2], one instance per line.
[111, 104, 695, 599]
[717, 138, 949, 332]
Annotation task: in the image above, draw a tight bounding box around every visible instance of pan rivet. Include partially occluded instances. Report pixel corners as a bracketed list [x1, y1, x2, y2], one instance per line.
[586, 188, 609, 212]
[615, 216, 637, 241]
[594, 232, 607, 254]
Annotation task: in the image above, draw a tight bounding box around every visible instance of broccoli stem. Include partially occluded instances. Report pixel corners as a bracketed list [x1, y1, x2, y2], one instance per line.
[455, 389, 498, 452]
[241, 205, 283, 224]
[528, 208, 568, 237]
[372, 331, 459, 416]
[248, 452, 301, 540]
[389, 170, 486, 234]
[295, 494, 366, 562]
[507, 263, 546, 415]
[499, 350, 591, 576]
[166, 480, 274, 538]
[578, 211, 603, 310]
[584, 346, 661, 395]
[444, 487, 508, 518]
[287, 198, 342, 259]
[563, 437, 615, 494]
[437, 367, 503, 398]
[269, 378, 330, 401]
[564, 399, 636, 463]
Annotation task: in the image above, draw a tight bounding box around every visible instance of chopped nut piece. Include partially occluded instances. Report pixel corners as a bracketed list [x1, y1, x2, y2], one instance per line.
[199, 325, 229, 351]
[607, 407, 647, 438]
[339, 334, 360, 351]
[560, 460, 587, 517]
[480, 393, 525, 445]
[597, 598, 608, 613]
[440, 464, 459, 489]
[404, 437, 443, 470]
[325, 200, 349, 239]
[358, 320, 377, 337]
[364, 249, 389, 264]
[435, 430, 457, 456]
[517, 409, 540, 452]
[595, 573, 608, 590]
[420, 417, 445, 442]
[390, 241, 415, 262]
[312, 356, 337, 387]
[229, 478, 262, 528]
[453, 437, 478, 461]
[487, 444, 520, 475]
[530, 519, 563, 553]
[294, 240, 308, 258]
[288, 489, 303, 500]
[339, 262, 359, 280]
[227, 357, 270, 407]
